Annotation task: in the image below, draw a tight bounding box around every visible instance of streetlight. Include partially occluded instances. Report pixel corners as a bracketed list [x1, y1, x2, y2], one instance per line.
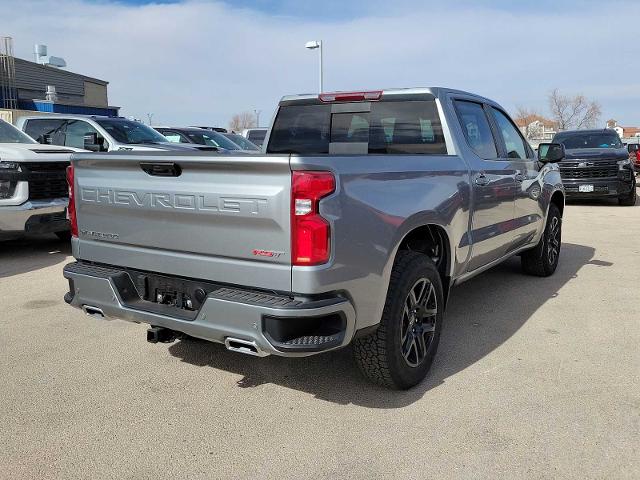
[305, 40, 323, 93]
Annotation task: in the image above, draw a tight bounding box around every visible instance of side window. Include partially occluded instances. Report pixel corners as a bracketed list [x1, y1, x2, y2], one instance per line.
[64, 120, 105, 149]
[177, 132, 191, 143]
[454, 101, 498, 159]
[491, 108, 529, 159]
[160, 130, 182, 143]
[24, 119, 66, 145]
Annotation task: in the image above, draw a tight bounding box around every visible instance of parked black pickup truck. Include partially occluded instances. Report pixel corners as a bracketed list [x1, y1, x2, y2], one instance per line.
[552, 129, 636, 205]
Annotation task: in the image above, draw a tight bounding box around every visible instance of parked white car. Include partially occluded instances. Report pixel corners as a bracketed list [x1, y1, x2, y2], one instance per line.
[0, 119, 84, 240]
[17, 115, 217, 152]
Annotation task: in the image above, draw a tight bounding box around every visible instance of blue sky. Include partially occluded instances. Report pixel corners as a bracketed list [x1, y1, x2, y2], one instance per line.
[5, 0, 640, 127]
[108, 0, 603, 18]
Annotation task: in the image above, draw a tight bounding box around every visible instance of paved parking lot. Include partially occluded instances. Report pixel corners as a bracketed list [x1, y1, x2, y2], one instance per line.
[1, 195, 639, 479]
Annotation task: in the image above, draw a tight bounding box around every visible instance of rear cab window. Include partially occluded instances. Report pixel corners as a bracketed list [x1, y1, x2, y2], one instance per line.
[267, 96, 448, 155]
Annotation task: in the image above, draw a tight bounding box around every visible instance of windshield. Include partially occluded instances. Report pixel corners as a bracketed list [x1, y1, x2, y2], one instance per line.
[555, 132, 623, 149]
[95, 119, 168, 145]
[0, 119, 37, 144]
[247, 129, 267, 145]
[224, 133, 260, 151]
[186, 130, 241, 150]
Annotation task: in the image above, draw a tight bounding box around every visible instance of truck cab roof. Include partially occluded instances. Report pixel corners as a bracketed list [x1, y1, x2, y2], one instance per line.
[280, 87, 497, 106]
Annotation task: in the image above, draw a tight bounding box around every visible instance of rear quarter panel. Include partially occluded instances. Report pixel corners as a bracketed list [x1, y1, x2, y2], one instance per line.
[291, 154, 471, 330]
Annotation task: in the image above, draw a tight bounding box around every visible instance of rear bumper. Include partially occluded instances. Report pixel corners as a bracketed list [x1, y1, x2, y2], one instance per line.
[63, 261, 356, 357]
[0, 198, 69, 236]
[562, 176, 634, 198]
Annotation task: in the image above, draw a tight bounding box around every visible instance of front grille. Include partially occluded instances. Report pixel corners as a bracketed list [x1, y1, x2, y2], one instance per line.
[22, 162, 69, 200]
[29, 178, 68, 200]
[560, 167, 617, 179]
[561, 160, 618, 168]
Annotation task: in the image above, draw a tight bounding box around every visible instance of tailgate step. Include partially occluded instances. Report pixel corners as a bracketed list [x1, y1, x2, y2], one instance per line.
[210, 287, 302, 308]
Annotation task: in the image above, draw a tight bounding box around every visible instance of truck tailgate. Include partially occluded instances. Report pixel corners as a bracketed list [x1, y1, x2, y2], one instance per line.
[72, 152, 292, 291]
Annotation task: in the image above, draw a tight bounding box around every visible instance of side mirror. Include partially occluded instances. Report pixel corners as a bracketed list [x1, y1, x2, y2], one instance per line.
[83, 133, 105, 152]
[538, 143, 565, 163]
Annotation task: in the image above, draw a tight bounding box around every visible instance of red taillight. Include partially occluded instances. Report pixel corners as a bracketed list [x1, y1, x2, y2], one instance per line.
[291, 171, 335, 266]
[319, 90, 383, 103]
[66, 165, 78, 237]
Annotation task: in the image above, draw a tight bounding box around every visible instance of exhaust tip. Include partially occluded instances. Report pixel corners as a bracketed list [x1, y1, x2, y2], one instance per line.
[82, 305, 105, 318]
[224, 337, 268, 357]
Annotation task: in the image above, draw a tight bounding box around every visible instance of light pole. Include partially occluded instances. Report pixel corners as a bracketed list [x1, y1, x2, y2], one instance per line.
[305, 40, 323, 93]
[254, 109, 261, 128]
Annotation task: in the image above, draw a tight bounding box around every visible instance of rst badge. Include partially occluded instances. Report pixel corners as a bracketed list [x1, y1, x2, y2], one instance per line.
[252, 249, 284, 259]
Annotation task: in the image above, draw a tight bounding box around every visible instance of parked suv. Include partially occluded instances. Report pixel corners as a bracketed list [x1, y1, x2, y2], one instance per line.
[17, 116, 218, 153]
[241, 128, 268, 147]
[553, 129, 636, 205]
[0, 119, 83, 240]
[63, 87, 565, 389]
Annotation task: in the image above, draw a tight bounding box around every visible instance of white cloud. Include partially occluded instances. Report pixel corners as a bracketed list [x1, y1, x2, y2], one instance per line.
[4, 0, 640, 127]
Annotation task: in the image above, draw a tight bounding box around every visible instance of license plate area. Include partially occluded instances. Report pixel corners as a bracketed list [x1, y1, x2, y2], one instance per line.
[579, 184, 594, 193]
[115, 269, 221, 320]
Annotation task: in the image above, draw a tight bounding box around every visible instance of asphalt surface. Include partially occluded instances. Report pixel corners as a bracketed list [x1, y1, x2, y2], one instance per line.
[1, 195, 639, 479]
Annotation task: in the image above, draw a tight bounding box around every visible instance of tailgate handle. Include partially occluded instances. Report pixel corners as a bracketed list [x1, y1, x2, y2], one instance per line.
[140, 162, 182, 177]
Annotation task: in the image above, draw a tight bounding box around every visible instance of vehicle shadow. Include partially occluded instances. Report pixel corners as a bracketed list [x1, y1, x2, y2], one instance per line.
[168, 242, 600, 408]
[0, 234, 71, 279]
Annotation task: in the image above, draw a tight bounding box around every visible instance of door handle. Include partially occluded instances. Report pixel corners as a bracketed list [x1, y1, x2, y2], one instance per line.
[474, 173, 489, 186]
[515, 173, 526, 182]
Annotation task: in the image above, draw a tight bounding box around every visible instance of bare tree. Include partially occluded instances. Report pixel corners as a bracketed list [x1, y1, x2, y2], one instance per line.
[229, 111, 257, 133]
[514, 107, 544, 140]
[548, 89, 601, 131]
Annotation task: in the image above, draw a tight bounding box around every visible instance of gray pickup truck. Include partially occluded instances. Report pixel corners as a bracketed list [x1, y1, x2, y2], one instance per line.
[63, 87, 565, 389]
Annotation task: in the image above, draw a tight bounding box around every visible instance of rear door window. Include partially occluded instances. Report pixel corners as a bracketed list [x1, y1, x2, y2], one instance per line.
[453, 101, 498, 159]
[267, 100, 447, 155]
[24, 119, 66, 145]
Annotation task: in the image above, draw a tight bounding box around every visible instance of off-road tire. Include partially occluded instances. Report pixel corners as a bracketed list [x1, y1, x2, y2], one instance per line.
[618, 180, 637, 206]
[352, 251, 444, 390]
[521, 203, 561, 277]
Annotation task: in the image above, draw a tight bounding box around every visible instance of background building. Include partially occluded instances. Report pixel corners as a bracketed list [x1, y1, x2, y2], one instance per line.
[606, 119, 640, 139]
[516, 114, 558, 147]
[0, 37, 118, 124]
